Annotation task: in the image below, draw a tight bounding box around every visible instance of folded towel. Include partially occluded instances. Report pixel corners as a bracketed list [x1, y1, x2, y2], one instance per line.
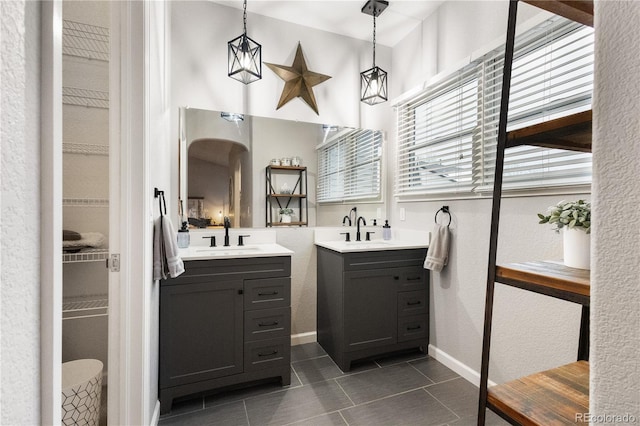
[62, 232, 106, 248]
[153, 216, 185, 280]
[424, 224, 450, 272]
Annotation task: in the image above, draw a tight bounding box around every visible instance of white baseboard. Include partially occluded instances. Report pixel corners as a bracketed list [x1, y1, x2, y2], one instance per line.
[150, 400, 161, 425]
[428, 344, 497, 388]
[291, 331, 317, 346]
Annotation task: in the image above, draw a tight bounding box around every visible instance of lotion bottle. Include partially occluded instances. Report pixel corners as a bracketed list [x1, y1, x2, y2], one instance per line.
[382, 220, 392, 240]
[177, 221, 190, 248]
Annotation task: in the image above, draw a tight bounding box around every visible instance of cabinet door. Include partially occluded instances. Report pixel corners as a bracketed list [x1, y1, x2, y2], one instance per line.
[160, 279, 243, 388]
[343, 270, 397, 352]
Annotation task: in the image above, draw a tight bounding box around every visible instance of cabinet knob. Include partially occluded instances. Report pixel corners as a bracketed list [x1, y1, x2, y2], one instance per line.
[238, 289, 244, 295]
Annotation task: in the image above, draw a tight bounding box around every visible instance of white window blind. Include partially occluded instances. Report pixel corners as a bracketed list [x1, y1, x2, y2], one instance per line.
[317, 128, 382, 203]
[395, 17, 594, 197]
[477, 18, 594, 191]
[396, 64, 480, 195]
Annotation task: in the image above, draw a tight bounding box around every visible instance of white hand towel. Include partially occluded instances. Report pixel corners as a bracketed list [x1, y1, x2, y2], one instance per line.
[153, 216, 185, 280]
[424, 223, 450, 272]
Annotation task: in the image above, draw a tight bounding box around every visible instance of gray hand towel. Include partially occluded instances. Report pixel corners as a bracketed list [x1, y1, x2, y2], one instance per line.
[424, 223, 450, 272]
[153, 216, 185, 280]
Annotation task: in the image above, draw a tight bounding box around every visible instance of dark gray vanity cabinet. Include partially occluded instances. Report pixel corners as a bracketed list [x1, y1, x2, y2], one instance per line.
[159, 256, 291, 414]
[317, 247, 429, 372]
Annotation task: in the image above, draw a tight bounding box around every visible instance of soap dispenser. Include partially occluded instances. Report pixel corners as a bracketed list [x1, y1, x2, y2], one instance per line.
[177, 221, 190, 248]
[382, 220, 391, 240]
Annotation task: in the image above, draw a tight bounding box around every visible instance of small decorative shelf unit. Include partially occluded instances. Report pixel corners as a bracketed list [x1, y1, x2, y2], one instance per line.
[266, 165, 308, 227]
[477, 1, 593, 425]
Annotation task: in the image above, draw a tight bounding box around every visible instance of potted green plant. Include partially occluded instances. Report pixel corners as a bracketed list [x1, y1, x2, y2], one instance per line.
[279, 208, 294, 223]
[538, 200, 591, 269]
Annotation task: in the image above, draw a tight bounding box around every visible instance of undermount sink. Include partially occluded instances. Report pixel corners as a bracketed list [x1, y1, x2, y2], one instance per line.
[195, 245, 260, 253]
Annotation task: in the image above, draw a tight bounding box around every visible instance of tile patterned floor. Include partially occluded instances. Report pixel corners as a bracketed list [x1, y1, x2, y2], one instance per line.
[159, 343, 508, 426]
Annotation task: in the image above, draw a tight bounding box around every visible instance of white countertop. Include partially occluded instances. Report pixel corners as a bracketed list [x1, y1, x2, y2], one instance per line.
[179, 243, 293, 260]
[315, 239, 428, 253]
[314, 227, 429, 253]
[179, 228, 293, 260]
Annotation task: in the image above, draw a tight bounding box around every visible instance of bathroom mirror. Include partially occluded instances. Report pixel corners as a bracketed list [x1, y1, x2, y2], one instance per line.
[179, 107, 384, 228]
[179, 107, 253, 228]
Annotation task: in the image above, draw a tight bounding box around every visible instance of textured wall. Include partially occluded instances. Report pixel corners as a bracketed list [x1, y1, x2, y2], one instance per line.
[592, 0, 640, 418]
[389, 1, 587, 385]
[1, 1, 41, 423]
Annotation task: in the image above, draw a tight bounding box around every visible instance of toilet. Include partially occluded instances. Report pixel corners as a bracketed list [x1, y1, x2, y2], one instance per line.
[61, 359, 103, 426]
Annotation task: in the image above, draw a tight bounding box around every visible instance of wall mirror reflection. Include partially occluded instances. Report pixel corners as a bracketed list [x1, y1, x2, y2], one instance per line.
[178, 107, 384, 229]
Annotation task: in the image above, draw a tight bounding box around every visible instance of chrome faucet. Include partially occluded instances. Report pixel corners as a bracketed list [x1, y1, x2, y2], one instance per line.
[356, 216, 367, 241]
[342, 215, 352, 226]
[223, 216, 231, 247]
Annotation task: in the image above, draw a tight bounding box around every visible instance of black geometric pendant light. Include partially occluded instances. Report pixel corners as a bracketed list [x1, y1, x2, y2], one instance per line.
[360, 0, 389, 105]
[228, 0, 262, 84]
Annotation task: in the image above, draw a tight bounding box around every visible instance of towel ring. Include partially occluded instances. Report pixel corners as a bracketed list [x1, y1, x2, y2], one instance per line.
[435, 206, 451, 227]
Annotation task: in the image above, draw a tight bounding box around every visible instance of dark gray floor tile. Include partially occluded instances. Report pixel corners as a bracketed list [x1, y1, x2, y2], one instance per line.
[205, 368, 302, 407]
[244, 380, 353, 425]
[374, 348, 429, 367]
[336, 363, 434, 405]
[410, 357, 460, 383]
[426, 378, 509, 426]
[448, 410, 509, 426]
[161, 394, 204, 417]
[291, 342, 327, 362]
[292, 355, 345, 384]
[340, 389, 458, 426]
[286, 412, 347, 426]
[159, 401, 247, 426]
[425, 377, 478, 418]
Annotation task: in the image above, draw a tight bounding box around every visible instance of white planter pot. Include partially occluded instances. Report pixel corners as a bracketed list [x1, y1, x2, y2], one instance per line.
[563, 227, 590, 270]
[281, 214, 292, 223]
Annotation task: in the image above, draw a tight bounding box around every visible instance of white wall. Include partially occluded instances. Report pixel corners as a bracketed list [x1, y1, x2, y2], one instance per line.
[389, 1, 588, 385]
[592, 0, 640, 418]
[0, 1, 42, 424]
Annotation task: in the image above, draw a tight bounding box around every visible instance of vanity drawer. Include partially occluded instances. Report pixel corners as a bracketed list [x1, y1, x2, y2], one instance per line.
[398, 290, 427, 317]
[397, 315, 428, 343]
[244, 307, 290, 342]
[244, 337, 291, 372]
[396, 268, 426, 292]
[244, 277, 291, 310]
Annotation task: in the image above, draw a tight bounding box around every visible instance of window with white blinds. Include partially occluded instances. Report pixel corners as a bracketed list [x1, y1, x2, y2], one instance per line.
[397, 64, 480, 195]
[396, 17, 594, 197]
[317, 128, 382, 203]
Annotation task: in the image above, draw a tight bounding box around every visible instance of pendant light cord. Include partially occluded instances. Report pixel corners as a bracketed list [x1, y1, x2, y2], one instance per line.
[243, 0, 248, 34]
[372, 5, 377, 67]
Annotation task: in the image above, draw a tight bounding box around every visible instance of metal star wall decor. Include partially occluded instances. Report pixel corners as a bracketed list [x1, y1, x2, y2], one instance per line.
[264, 43, 331, 115]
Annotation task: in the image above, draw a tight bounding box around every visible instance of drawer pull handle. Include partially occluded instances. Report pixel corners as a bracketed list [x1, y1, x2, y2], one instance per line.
[258, 291, 279, 296]
[258, 321, 279, 327]
[393, 276, 400, 280]
[407, 325, 422, 331]
[407, 276, 422, 281]
[407, 301, 422, 306]
[258, 350, 278, 357]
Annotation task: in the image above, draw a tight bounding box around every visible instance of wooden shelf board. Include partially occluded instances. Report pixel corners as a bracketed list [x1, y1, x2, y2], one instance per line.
[267, 165, 307, 171]
[488, 361, 589, 425]
[506, 110, 592, 153]
[496, 261, 590, 304]
[269, 194, 307, 198]
[523, 0, 593, 27]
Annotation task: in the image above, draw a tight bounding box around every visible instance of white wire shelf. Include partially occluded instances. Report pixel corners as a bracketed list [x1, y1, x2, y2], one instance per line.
[63, 19, 110, 61]
[63, 198, 109, 207]
[63, 142, 109, 156]
[63, 295, 108, 320]
[63, 248, 109, 263]
[63, 87, 109, 109]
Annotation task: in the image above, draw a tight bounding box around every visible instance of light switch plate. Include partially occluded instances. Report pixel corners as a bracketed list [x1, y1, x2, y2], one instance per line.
[399, 208, 406, 221]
